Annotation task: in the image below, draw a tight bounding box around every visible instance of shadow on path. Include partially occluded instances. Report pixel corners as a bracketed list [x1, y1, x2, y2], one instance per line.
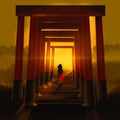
[28, 104, 99, 120]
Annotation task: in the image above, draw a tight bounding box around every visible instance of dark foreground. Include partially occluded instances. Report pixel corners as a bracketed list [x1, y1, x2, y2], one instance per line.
[97, 91, 120, 120]
[28, 104, 99, 120]
[0, 88, 120, 120]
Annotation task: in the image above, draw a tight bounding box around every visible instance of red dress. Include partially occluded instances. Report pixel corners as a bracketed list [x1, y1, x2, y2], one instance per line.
[57, 69, 64, 82]
[58, 73, 64, 81]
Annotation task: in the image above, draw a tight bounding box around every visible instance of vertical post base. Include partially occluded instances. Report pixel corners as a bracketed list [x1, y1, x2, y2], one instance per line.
[97, 80, 107, 104]
[84, 80, 95, 106]
[26, 80, 37, 106]
[13, 80, 23, 104]
[45, 72, 49, 83]
[76, 72, 80, 89]
[40, 72, 44, 86]
[79, 76, 84, 98]
[50, 71, 53, 81]
[36, 76, 42, 97]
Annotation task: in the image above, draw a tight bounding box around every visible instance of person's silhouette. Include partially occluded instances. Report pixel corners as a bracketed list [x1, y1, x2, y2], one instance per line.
[57, 64, 64, 89]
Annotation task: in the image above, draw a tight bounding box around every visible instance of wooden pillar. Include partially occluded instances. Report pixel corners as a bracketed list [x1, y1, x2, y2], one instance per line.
[35, 26, 42, 96]
[39, 32, 45, 86]
[45, 39, 51, 83]
[96, 16, 107, 103]
[26, 16, 37, 106]
[50, 47, 54, 81]
[75, 34, 80, 89]
[84, 16, 95, 106]
[72, 45, 76, 83]
[72, 46, 74, 77]
[79, 17, 85, 98]
[13, 16, 24, 104]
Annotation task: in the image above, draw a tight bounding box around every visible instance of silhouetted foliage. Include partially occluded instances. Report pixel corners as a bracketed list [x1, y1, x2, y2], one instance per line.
[0, 45, 15, 55]
[0, 64, 14, 88]
[0, 45, 28, 56]
[93, 44, 120, 61]
[93, 44, 120, 53]
[0, 44, 120, 93]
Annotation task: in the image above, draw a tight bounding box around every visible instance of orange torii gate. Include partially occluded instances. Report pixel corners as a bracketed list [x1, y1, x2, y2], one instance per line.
[13, 5, 107, 106]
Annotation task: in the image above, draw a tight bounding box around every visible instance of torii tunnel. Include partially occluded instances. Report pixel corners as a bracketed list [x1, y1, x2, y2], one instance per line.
[13, 5, 107, 106]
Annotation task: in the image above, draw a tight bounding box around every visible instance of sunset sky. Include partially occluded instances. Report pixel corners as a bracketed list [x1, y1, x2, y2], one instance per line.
[0, 0, 120, 46]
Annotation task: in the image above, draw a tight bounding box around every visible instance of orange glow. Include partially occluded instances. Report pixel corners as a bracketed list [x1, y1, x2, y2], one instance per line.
[44, 42, 74, 77]
[89, 16, 96, 50]
[51, 42, 74, 46]
[42, 29, 78, 31]
[89, 16, 96, 63]
[54, 48, 73, 76]
[24, 17, 30, 47]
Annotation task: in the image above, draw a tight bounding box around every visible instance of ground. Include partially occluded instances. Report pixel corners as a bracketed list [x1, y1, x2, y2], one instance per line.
[0, 86, 120, 120]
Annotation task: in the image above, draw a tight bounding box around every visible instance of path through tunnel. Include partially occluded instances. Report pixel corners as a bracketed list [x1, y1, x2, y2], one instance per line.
[36, 29, 81, 104]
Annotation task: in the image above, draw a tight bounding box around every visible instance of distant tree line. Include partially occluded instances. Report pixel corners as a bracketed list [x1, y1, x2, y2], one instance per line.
[93, 44, 120, 53]
[0, 45, 28, 55]
[0, 64, 14, 87]
[1, 44, 120, 56]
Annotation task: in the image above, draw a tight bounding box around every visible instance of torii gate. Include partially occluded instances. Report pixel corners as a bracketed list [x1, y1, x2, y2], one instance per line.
[13, 5, 107, 106]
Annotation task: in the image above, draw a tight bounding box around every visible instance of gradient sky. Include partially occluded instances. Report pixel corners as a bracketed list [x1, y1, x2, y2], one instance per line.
[0, 0, 120, 46]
